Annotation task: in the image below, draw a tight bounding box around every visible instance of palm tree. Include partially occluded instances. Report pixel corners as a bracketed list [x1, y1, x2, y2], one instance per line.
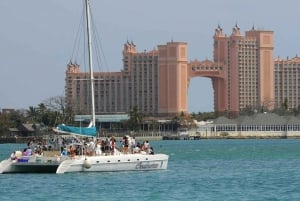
[282, 98, 288, 111]
[128, 106, 144, 132]
[37, 103, 47, 114]
[26, 106, 38, 123]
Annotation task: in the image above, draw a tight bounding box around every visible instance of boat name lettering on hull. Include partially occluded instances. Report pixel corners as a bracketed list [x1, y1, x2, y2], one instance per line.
[136, 162, 159, 169]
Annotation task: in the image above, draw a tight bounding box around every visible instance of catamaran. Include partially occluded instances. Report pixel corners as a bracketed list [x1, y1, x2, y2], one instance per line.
[53, 0, 168, 174]
[0, 0, 168, 174]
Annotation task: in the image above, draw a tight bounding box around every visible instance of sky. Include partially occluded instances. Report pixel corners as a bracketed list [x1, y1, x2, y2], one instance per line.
[1, 0, 300, 113]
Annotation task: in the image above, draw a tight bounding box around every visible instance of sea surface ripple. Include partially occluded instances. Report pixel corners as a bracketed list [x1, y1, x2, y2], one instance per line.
[1, 139, 300, 200]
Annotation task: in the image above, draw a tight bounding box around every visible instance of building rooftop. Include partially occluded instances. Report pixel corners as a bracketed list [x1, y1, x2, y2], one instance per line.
[75, 114, 129, 123]
[213, 113, 300, 125]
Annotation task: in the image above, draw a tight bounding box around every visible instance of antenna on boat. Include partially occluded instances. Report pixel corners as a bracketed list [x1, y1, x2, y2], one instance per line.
[85, 0, 96, 127]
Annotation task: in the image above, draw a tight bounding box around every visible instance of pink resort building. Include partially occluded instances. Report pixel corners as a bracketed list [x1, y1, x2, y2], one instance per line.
[65, 25, 298, 117]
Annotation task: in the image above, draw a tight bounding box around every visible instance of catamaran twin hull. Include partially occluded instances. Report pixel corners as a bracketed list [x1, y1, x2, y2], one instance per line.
[0, 154, 168, 174]
[0, 156, 63, 174]
[56, 153, 168, 174]
[0, 160, 60, 174]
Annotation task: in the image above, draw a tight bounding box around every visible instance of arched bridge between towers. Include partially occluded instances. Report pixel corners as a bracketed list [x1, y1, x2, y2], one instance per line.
[188, 59, 225, 79]
[187, 59, 227, 112]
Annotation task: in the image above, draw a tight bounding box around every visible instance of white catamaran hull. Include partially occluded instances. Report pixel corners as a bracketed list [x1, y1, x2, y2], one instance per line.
[0, 156, 64, 174]
[56, 153, 168, 174]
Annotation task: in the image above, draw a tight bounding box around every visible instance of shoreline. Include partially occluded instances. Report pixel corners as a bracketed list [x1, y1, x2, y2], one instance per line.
[2, 135, 300, 144]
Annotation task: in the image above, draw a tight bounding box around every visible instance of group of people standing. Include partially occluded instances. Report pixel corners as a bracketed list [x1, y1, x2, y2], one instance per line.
[10, 140, 43, 160]
[120, 135, 154, 154]
[94, 137, 116, 155]
[60, 135, 154, 157]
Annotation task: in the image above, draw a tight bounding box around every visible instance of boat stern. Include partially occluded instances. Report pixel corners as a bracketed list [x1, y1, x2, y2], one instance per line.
[0, 159, 13, 174]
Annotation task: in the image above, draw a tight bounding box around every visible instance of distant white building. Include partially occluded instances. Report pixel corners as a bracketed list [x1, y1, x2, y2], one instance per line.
[191, 113, 300, 138]
[206, 113, 300, 137]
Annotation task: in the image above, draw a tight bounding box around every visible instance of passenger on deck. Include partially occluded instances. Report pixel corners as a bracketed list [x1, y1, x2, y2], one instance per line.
[70, 146, 76, 157]
[110, 137, 116, 154]
[10, 151, 16, 160]
[61, 148, 68, 156]
[123, 136, 129, 154]
[83, 143, 89, 155]
[95, 140, 102, 155]
[133, 145, 140, 153]
[143, 140, 150, 154]
[27, 141, 33, 149]
[104, 138, 110, 154]
[121, 136, 125, 148]
[149, 147, 154, 155]
[35, 145, 43, 155]
[22, 148, 27, 156]
[101, 140, 105, 153]
[88, 141, 95, 156]
[26, 148, 32, 156]
[131, 136, 136, 149]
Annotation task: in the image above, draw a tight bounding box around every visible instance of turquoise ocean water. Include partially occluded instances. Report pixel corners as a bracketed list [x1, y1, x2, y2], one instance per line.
[1, 139, 300, 201]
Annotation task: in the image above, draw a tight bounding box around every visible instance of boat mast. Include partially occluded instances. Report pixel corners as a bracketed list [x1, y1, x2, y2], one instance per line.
[85, 0, 96, 127]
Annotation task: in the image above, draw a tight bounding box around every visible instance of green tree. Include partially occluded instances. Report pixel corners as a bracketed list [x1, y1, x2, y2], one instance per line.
[282, 98, 288, 111]
[128, 106, 144, 132]
[26, 106, 38, 123]
[0, 110, 25, 136]
[36, 103, 50, 126]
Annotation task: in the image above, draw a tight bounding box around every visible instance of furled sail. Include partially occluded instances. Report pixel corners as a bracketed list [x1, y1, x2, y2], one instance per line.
[55, 124, 97, 137]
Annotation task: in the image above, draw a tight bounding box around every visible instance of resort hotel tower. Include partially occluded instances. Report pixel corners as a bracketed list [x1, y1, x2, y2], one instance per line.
[65, 24, 299, 117]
